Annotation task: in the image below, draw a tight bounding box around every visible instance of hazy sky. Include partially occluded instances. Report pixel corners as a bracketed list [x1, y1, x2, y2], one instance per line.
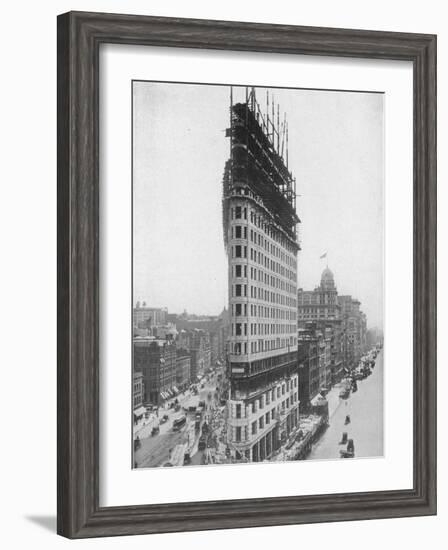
[133, 82, 384, 328]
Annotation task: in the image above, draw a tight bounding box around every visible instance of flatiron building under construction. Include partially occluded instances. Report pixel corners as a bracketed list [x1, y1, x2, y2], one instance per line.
[223, 88, 300, 462]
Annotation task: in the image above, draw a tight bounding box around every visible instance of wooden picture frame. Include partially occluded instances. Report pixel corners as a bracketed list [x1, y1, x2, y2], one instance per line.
[57, 10, 437, 538]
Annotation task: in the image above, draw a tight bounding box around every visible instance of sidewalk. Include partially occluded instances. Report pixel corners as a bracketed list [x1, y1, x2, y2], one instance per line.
[326, 382, 345, 418]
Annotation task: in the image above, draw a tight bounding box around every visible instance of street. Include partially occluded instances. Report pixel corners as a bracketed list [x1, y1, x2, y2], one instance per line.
[307, 349, 384, 460]
[134, 368, 224, 468]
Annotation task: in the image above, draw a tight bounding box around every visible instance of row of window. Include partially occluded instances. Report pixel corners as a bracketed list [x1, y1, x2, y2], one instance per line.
[249, 207, 296, 255]
[231, 226, 297, 276]
[230, 203, 297, 257]
[232, 336, 297, 355]
[232, 395, 299, 442]
[298, 306, 338, 313]
[231, 205, 248, 221]
[232, 244, 248, 259]
[248, 227, 296, 268]
[249, 247, 295, 281]
[249, 285, 296, 308]
[234, 379, 298, 417]
[232, 264, 247, 278]
[249, 266, 295, 294]
[297, 300, 339, 307]
[133, 396, 142, 407]
[232, 284, 297, 309]
[231, 225, 248, 240]
[233, 350, 297, 376]
[232, 264, 296, 296]
[232, 322, 296, 337]
[231, 243, 296, 283]
[232, 223, 297, 272]
[299, 314, 336, 320]
[232, 302, 296, 321]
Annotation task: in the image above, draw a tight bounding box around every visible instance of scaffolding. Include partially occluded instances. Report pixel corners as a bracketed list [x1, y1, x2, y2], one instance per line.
[226, 86, 299, 242]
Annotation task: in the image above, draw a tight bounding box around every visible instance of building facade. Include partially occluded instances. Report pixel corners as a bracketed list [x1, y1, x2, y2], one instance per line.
[133, 337, 177, 405]
[175, 309, 229, 367]
[367, 326, 383, 348]
[297, 267, 340, 323]
[297, 325, 323, 408]
[133, 304, 168, 329]
[223, 90, 300, 461]
[329, 323, 344, 384]
[297, 268, 344, 386]
[297, 341, 316, 412]
[177, 329, 211, 381]
[175, 350, 191, 389]
[320, 327, 332, 389]
[338, 295, 367, 369]
[133, 371, 145, 423]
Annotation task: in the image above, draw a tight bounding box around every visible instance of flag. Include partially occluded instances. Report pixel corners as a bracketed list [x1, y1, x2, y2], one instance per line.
[320, 252, 327, 259]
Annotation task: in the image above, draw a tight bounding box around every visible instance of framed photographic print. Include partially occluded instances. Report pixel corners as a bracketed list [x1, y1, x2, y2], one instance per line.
[57, 11, 437, 538]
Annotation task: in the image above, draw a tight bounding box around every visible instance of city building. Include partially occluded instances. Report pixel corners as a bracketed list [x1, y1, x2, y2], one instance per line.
[175, 349, 191, 389]
[297, 267, 344, 385]
[177, 328, 211, 381]
[223, 88, 300, 461]
[175, 308, 229, 365]
[297, 267, 340, 323]
[133, 371, 145, 424]
[133, 304, 168, 329]
[320, 327, 332, 390]
[329, 323, 344, 384]
[338, 295, 367, 369]
[152, 323, 178, 340]
[367, 326, 384, 348]
[133, 337, 177, 405]
[297, 324, 324, 408]
[297, 342, 312, 411]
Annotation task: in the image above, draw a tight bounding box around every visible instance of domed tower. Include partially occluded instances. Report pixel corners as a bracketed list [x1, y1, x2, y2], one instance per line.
[320, 267, 336, 292]
[319, 267, 339, 317]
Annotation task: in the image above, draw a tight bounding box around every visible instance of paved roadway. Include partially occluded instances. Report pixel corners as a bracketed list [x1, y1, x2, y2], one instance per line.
[308, 350, 384, 461]
[134, 368, 224, 468]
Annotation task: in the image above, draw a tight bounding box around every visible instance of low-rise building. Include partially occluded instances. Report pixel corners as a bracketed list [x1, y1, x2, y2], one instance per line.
[177, 329, 211, 381]
[133, 337, 177, 405]
[298, 323, 335, 407]
[176, 350, 191, 389]
[297, 327, 321, 410]
[338, 295, 368, 369]
[175, 309, 229, 366]
[133, 304, 168, 330]
[133, 371, 145, 424]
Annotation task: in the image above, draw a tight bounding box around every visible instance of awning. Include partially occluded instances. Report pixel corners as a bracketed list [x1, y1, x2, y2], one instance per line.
[160, 392, 168, 399]
[172, 386, 179, 394]
[133, 406, 146, 417]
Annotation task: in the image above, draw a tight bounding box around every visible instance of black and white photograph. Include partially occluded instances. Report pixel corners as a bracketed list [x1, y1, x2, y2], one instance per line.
[0, 1, 440, 544]
[132, 81, 384, 469]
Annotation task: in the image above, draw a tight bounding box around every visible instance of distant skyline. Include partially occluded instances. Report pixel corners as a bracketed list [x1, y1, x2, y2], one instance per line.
[133, 82, 383, 328]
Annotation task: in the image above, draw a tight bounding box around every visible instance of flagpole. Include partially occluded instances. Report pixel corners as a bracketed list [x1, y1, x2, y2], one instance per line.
[320, 251, 328, 268]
